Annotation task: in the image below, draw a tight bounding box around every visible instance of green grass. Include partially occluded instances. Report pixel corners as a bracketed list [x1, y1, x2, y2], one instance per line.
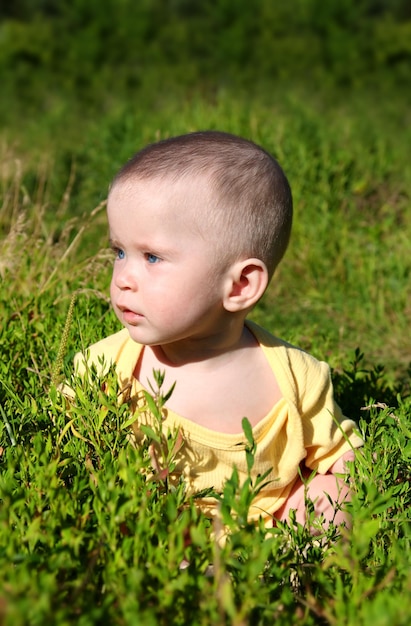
[1, 89, 410, 624]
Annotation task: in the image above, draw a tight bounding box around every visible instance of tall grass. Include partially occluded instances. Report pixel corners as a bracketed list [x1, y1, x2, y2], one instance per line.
[0, 93, 410, 624]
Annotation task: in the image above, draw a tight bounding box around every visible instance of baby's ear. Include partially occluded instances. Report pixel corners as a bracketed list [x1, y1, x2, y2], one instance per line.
[223, 258, 268, 313]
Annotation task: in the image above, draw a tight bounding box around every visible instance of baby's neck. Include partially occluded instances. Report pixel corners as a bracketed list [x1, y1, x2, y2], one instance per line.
[150, 320, 251, 367]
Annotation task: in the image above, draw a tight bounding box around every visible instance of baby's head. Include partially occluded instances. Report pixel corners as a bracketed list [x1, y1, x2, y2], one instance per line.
[110, 131, 292, 281]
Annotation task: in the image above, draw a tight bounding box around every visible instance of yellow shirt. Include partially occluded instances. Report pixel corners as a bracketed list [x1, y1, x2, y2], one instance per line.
[73, 321, 363, 524]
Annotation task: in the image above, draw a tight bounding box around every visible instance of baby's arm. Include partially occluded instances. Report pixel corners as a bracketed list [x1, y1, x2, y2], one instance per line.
[274, 451, 356, 529]
[328, 449, 355, 475]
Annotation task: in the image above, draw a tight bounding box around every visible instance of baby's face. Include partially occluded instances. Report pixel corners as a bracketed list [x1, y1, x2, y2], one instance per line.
[107, 176, 230, 347]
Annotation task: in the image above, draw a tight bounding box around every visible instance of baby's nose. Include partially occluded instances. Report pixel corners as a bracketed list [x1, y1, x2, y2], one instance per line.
[114, 262, 138, 291]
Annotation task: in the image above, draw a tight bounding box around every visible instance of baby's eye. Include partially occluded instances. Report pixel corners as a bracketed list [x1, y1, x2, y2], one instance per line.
[113, 248, 125, 260]
[145, 253, 161, 264]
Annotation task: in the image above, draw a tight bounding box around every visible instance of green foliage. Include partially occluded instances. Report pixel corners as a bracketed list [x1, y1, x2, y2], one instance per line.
[0, 0, 410, 121]
[1, 355, 410, 624]
[0, 369, 213, 625]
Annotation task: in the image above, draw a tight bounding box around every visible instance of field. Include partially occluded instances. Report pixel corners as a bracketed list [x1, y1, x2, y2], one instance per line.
[1, 78, 411, 624]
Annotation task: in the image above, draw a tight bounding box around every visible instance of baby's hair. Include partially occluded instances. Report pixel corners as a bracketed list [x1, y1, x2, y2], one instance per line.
[111, 131, 293, 277]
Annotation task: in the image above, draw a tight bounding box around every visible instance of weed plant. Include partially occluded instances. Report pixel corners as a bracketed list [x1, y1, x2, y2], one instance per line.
[1, 97, 410, 624]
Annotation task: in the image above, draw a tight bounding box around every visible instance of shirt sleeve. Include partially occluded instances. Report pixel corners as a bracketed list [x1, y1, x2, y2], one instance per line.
[59, 328, 131, 398]
[293, 350, 363, 473]
[73, 328, 131, 377]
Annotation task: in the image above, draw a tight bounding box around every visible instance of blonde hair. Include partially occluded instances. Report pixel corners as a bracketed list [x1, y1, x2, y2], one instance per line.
[111, 131, 293, 278]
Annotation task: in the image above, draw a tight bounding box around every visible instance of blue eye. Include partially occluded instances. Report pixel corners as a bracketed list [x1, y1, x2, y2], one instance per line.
[116, 248, 125, 260]
[146, 253, 160, 264]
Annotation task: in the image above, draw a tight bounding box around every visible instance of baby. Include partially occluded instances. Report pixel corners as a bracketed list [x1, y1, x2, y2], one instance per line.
[75, 131, 363, 529]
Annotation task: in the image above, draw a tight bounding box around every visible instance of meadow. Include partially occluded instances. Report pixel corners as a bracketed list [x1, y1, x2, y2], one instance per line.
[1, 85, 410, 625]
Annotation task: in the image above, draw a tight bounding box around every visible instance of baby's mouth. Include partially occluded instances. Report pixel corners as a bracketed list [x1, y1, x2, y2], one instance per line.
[120, 307, 144, 324]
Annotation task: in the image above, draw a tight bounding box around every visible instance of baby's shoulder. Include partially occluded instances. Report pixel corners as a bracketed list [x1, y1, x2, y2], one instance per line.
[74, 328, 131, 376]
[247, 320, 330, 384]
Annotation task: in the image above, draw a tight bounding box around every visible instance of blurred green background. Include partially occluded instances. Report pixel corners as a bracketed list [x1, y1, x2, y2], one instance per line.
[2, 0, 410, 99]
[2, 0, 410, 209]
[1, 0, 410, 127]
